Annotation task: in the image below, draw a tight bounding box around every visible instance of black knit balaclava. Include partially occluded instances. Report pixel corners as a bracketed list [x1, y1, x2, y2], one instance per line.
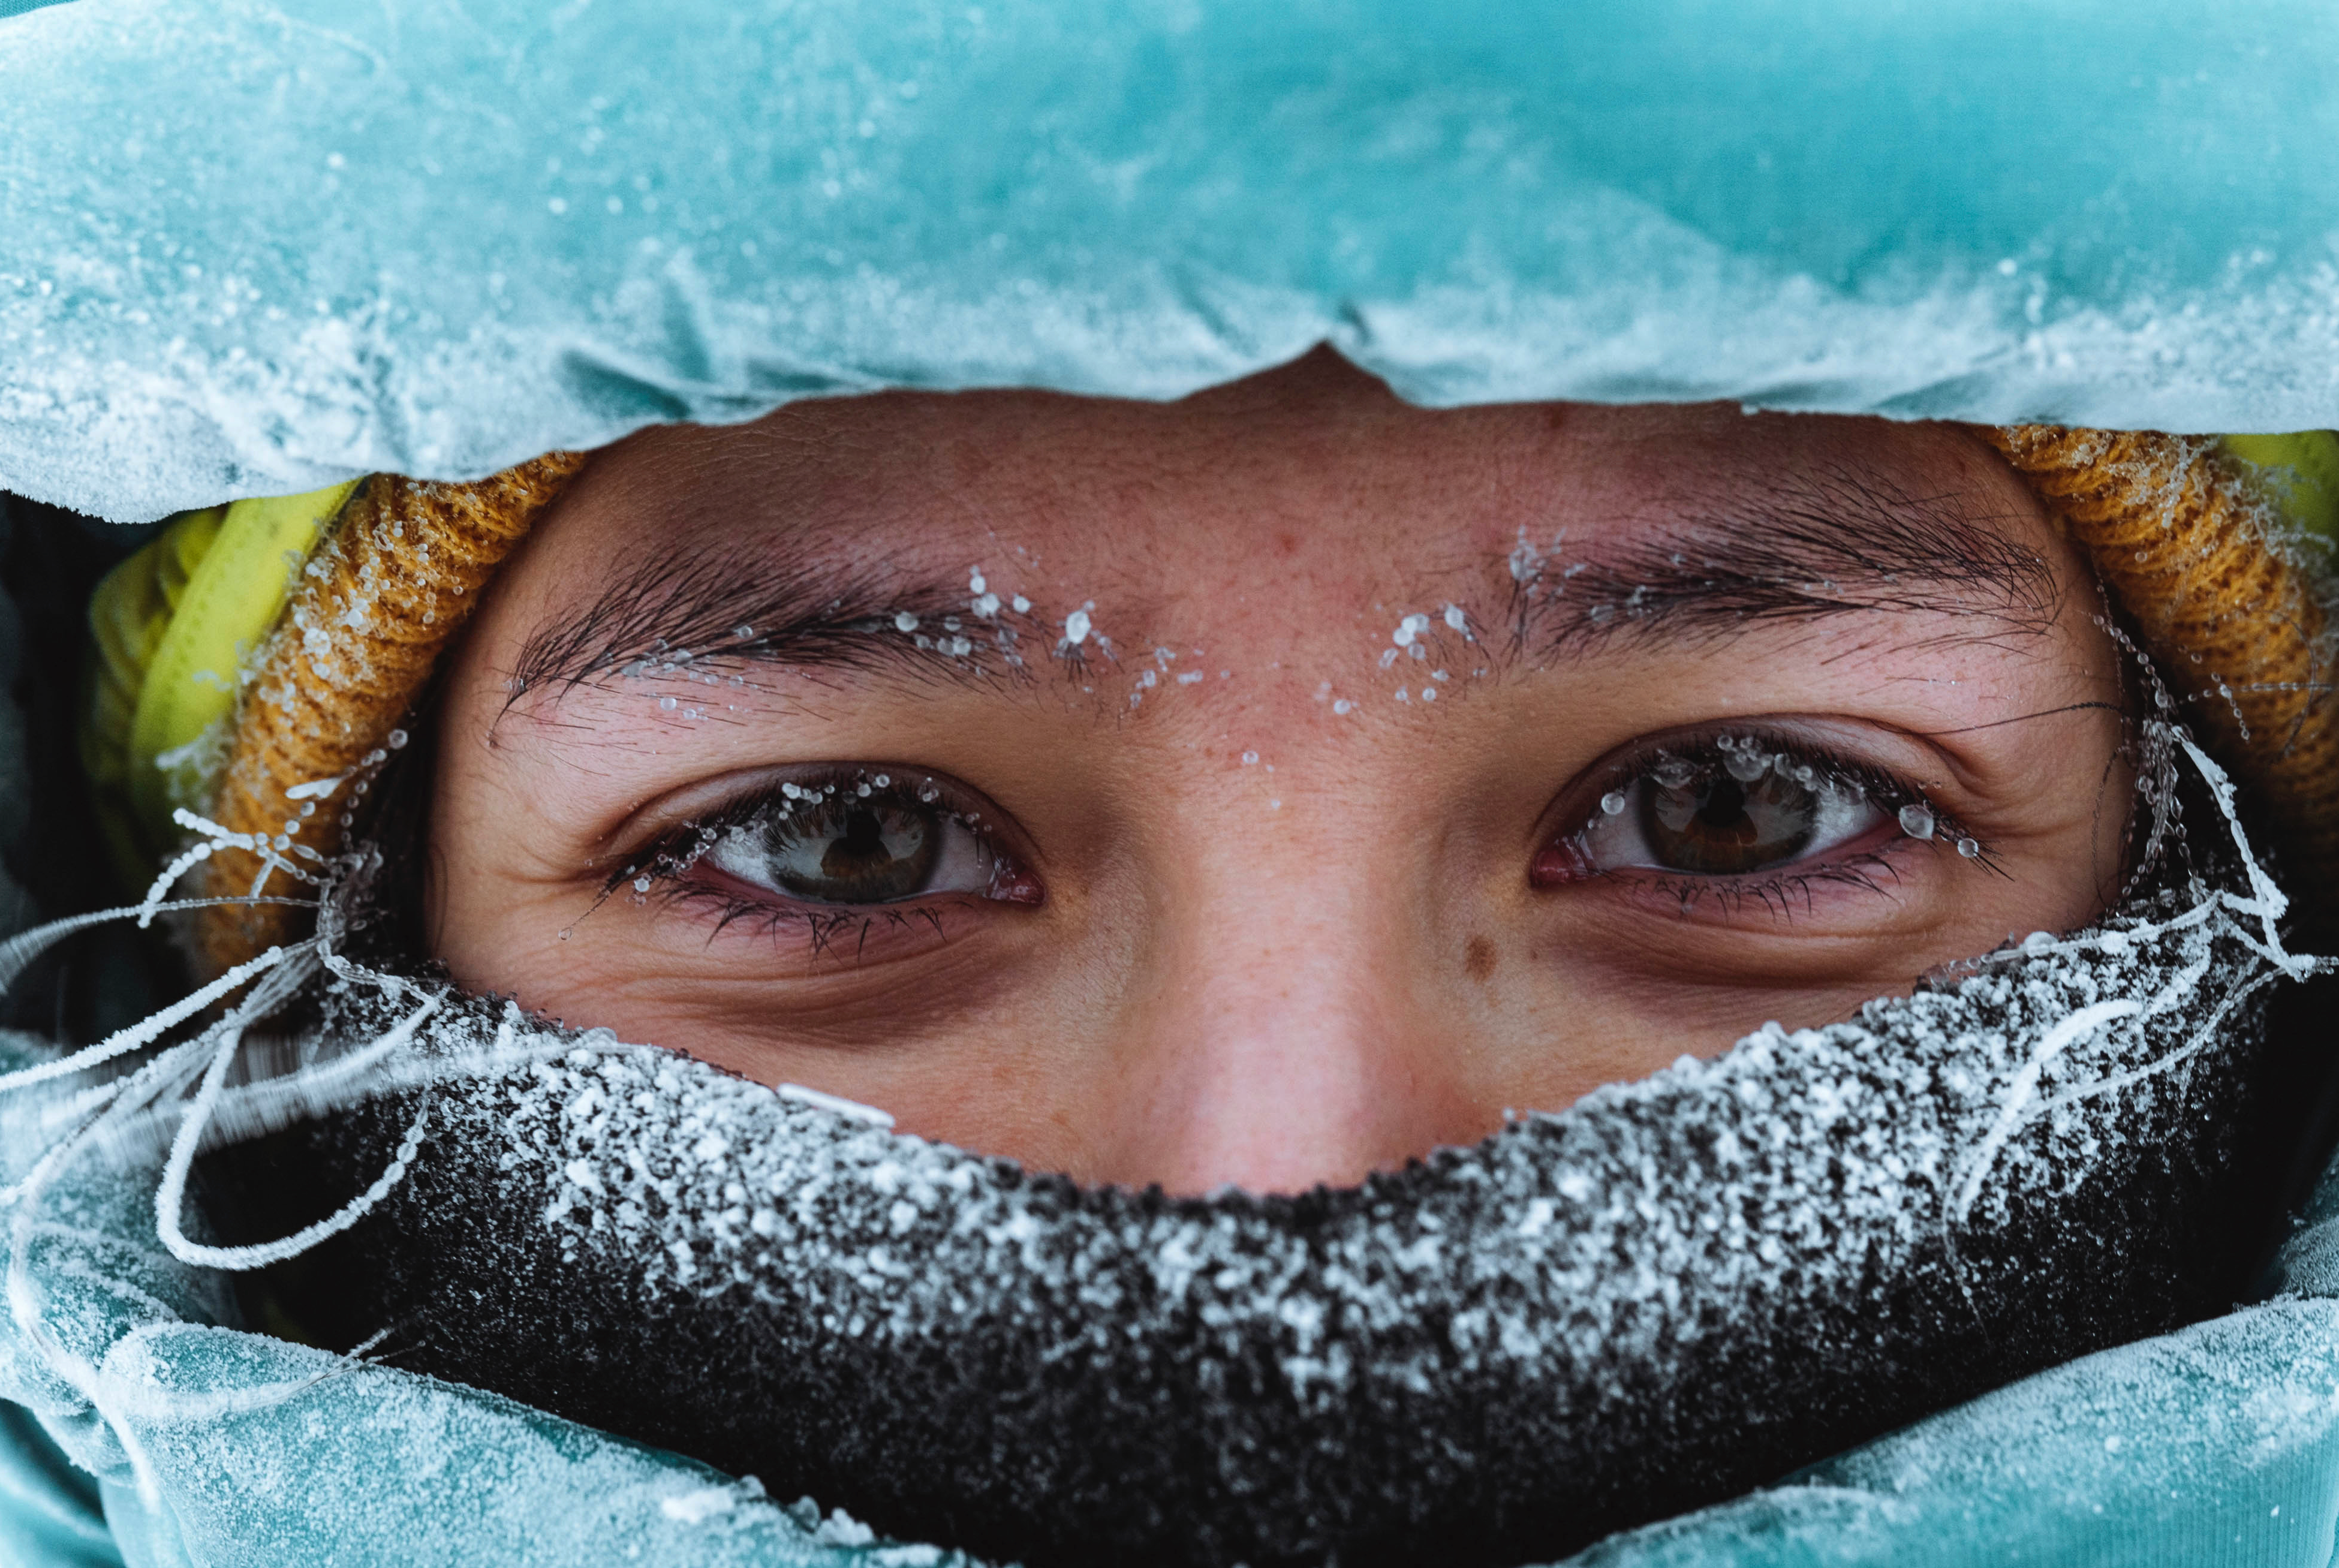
[179, 724, 2322, 1568]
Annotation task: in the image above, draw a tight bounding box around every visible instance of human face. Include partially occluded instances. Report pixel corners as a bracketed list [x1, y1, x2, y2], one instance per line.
[426, 353, 2133, 1194]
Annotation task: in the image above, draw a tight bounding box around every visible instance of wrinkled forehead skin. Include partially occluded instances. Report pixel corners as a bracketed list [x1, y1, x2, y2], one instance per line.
[185, 735, 2310, 1568]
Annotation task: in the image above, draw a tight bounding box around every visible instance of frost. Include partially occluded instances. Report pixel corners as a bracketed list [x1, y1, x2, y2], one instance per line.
[660, 1487, 735, 1523]
[0, 724, 2324, 1564]
[0, 3, 2335, 520]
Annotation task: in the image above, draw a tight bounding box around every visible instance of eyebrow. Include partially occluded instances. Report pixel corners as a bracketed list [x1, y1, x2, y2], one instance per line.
[1506, 465, 2062, 658]
[505, 543, 1093, 708]
[508, 461, 2061, 703]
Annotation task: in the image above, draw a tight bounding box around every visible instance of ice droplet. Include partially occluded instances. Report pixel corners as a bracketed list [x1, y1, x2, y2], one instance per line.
[893, 611, 920, 633]
[1332, 699, 1354, 715]
[1241, 751, 1259, 765]
[658, 696, 678, 711]
[633, 877, 651, 893]
[386, 728, 409, 749]
[968, 570, 986, 594]
[1956, 836, 1980, 858]
[1392, 613, 1430, 647]
[1012, 595, 1031, 614]
[1601, 789, 1628, 815]
[1420, 685, 1438, 702]
[1443, 604, 1468, 633]
[1064, 608, 1092, 645]
[1898, 804, 1935, 839]
[1724, 749, 1769, 783]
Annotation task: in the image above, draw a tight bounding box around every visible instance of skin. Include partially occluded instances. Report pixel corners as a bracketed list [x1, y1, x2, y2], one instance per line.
[428, 351, 2135, 1194]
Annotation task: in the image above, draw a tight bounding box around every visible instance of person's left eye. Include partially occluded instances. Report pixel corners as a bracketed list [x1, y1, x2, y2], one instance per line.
[1533, 733, 1932, 886]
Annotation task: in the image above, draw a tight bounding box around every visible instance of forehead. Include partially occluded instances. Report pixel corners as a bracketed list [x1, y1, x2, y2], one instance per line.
[517, 368, 2039, 629]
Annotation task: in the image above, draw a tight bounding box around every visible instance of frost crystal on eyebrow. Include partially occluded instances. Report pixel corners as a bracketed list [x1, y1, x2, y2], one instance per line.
[1443, 604, 1468, 635]
[1392, 613, 1430, 648]
[1899, 804, 1937, 839]
[1012, 595, 1031, 614]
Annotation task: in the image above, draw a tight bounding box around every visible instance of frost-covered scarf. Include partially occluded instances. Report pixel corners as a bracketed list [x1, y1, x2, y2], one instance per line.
[12, 732, 2322, 1568]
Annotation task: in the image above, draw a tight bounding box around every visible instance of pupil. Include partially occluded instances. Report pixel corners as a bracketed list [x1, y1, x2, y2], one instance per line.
[1640, 763, 1819, 874]
[821, 808, 895, 879]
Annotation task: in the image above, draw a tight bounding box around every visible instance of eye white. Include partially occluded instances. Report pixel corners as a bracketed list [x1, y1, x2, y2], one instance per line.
[1579, 764, 1888, 873]
[704, 803, 995, 902]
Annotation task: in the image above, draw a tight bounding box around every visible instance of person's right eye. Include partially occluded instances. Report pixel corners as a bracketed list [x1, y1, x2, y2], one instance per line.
[611, 766, 1044, 922]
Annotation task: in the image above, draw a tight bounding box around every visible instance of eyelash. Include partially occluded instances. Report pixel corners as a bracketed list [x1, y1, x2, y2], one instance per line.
[1558, 727, 1995, 914]
[598, 768, 1019, 934]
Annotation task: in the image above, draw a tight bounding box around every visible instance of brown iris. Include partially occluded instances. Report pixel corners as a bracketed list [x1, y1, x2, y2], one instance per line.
[764, 801, 943, 902]
[1639, 766, 1819, 874]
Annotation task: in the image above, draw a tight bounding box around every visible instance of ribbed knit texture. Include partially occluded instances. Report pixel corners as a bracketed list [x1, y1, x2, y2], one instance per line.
[1989, 426, 2339, 910]
[195, 454, 585, 972]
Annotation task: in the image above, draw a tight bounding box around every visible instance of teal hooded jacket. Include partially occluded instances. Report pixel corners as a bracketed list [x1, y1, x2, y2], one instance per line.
[3, 2, 2339, 1563]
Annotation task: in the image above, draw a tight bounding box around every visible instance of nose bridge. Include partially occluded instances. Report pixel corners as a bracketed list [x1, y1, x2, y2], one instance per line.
[1096, 798, 1467, 1194]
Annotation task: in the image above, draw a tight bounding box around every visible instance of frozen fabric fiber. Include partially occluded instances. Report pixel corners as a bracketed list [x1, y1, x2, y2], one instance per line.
[2, 0, 2339, 520]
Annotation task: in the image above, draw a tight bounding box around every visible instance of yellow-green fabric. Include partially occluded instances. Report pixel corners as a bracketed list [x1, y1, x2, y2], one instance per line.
[79, 482, 357, 884]
[2219, 432, 2339, 544]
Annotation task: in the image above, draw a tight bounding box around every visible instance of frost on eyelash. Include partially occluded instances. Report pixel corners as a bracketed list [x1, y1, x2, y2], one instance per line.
[1579, 734, 1962, 884]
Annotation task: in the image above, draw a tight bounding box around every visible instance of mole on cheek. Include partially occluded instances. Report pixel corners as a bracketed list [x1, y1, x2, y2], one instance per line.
[1464, 935, 1497, 983]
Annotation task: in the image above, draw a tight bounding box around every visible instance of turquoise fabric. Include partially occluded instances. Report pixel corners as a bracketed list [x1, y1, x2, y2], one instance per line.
[4, 2, 2339, 1560]
[2, 1, 2339, 520]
